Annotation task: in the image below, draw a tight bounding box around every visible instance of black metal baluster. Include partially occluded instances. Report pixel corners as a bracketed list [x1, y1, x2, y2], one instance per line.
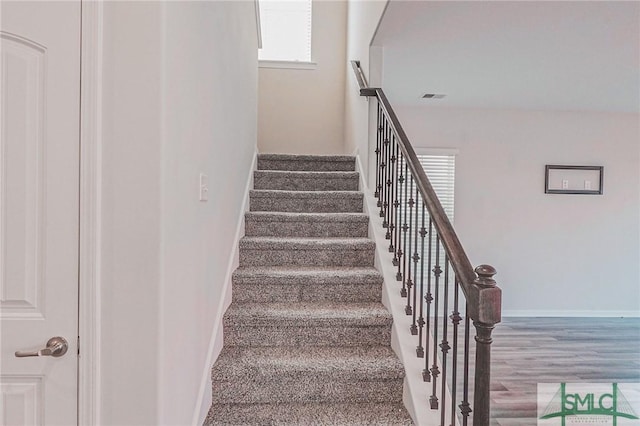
[400, 160, 409, 296]
[416, 203, 426, 357]
[387, 136, 397, 252]
[375, 104, 382, 202]
[404, 175, 414, 311]
[379, 117, 388, 218]
[394, 153, 404, 280]
[349, 63, 502, 426]
[440, 256, 451, 426]
[410, 187, 419, 333]
[382, 125, 392, 223]
[460, 303, 472, 425]
[383, 126, 391, 228]
[423, 218, 434, 382]
[450, 278, 461, 426]
[430, 235, 442, 409]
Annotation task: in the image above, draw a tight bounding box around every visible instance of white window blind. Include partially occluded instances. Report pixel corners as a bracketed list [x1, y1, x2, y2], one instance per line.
[416, 153, 455, 222]
[391, 152, 456, 279]
[394, 152, 455, 262]
[258, 0, 312, 62]
[418, 153, 455, 269]
[396, 153, 455, 222]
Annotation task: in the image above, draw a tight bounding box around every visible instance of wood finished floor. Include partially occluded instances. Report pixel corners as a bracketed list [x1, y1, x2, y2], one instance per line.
[486, 317, 640, 426]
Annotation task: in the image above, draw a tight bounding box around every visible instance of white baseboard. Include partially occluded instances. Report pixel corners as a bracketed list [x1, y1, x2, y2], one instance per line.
[192, 148, 258, 425]
[502, 310, 640, 318]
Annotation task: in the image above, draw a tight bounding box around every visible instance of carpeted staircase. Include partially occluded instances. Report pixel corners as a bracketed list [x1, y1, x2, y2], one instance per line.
[205, 154, 413, 425]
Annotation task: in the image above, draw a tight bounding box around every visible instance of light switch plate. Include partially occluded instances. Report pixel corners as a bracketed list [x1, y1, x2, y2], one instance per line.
[199, 173, 209, 202]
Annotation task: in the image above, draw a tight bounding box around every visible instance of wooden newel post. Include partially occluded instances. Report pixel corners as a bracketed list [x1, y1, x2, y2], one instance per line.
[472, 264, 501, 426]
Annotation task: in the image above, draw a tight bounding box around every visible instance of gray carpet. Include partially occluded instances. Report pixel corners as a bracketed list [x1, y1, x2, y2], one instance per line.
[205, 154, 413, 425]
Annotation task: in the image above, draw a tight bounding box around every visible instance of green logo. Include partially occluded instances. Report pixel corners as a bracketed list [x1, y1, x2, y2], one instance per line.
[539, 383, 639, 425]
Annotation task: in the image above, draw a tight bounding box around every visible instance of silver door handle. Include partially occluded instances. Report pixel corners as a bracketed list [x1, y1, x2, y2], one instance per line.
[15, 336, 69, 358]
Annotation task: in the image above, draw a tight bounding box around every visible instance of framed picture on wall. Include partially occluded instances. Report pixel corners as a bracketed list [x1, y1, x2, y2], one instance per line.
[545, 165, 604, 195]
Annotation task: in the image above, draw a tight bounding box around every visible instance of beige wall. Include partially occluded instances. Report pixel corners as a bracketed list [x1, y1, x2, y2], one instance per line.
[396, 105, 640, 316]
[258, 0, 347, 154]
[101, 1, 258, 424]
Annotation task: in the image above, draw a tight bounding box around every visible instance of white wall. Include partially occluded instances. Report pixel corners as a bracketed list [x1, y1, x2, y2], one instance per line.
[101, 4, 163, 423]
[101, 1, 258, 424]
[395, 106, 640, 316]
[344, 0, 387, 181]
[258, 0, 347, 154]
[160, 2, 258, 424]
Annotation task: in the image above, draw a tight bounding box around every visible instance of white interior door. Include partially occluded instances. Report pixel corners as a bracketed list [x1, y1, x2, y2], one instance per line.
[0, 1, 80, 425]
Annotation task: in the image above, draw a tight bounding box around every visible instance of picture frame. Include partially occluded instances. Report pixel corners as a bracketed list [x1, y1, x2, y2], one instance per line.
[545, 165, 603, 195]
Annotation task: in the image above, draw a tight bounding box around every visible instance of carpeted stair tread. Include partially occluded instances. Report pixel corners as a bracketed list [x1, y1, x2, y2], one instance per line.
[232, 265, 382, 284]
[249, 190, 363, 213]
[231, 266, 383, 303]
[245, 211, 369, 223]
[211, 376, 404, 405]
[239, 237, 375, 267]
[205, 402, 413, 425]
[254, 170, 359, 191]
[250, 189, 362, 199]
[224, 302, 392, 327]
[239, 236, 374, 250]
[209, 153, 410, 423]
[258, 153, 356, 162]
[210, 346, 406, 404]
[257, 154, 356, 171]
[245, 212, 368, 238]
[255, 170, 359, 178]
[211, 346, 405, 381]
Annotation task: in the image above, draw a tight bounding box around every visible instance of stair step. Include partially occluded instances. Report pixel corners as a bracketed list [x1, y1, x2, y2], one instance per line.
[245, 212, 369, 238]
[257, 153, 356, 171]
[254, 170, 359, 191]
[210, 346, 404, 404]
[223, 302, 392, 347]
[208, 153, 410, 421]
[232, 266, 382, 303]
[239, 237, 375, 267]
[249, 190, 363, 213]
[205, 402, 413, 425]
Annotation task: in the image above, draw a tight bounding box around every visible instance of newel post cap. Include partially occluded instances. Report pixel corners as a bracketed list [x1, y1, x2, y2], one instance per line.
[474, 264, 497, 288]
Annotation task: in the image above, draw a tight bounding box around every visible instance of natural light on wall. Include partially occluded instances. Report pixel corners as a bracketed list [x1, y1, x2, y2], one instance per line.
[258, 0, 312, 62]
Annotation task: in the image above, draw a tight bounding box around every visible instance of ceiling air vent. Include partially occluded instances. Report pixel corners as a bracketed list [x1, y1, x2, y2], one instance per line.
[422, 93, 446, 99]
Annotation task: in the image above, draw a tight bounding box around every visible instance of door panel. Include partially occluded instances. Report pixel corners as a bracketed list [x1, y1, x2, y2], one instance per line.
[1, 31, 46, 319]
[0, 2, 80, 425]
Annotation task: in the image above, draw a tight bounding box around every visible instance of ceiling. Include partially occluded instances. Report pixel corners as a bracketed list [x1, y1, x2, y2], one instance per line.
[373, 1, 640, 112]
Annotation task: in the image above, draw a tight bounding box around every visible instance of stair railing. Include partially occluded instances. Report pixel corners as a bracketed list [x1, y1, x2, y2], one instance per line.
[351, 60, 501, 426]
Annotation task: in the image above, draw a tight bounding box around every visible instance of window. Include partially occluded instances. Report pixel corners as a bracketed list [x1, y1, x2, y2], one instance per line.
[395, 150, 456, 267]
[416, 151, 456, 222]
[397, 150, 456, 222]
[258, 0, 313, 65]
[418, 151, 456, 267]
[415, 148, 457, 277]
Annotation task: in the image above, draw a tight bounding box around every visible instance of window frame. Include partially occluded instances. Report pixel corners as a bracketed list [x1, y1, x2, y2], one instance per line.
[257, 0, 315, 70]
[258, 60, 317, 70]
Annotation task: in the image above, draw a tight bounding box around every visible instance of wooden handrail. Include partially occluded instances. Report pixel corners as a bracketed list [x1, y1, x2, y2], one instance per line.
[350, 60, 377, 97]
[350, 60, 500, 326]
[350, 59, 501, 426]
